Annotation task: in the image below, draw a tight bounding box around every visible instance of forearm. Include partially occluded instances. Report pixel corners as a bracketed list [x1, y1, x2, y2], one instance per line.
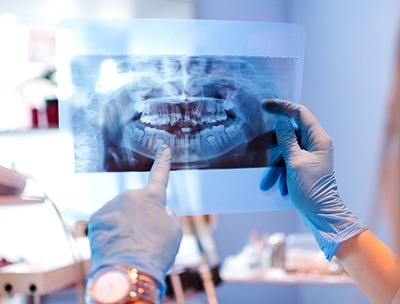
[335, 229, 400, 304]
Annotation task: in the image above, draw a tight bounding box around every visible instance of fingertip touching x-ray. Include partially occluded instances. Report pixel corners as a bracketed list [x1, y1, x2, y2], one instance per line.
[57, 19, 305, 217]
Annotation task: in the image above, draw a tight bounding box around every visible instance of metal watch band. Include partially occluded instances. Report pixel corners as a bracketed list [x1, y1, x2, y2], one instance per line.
[86, 265, 160, 304]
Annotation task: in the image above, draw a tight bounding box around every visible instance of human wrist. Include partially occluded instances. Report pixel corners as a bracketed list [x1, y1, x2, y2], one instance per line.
[86, 265, 161, 304]
[87, 254, 169, 300]
[305, 214, 367, 261]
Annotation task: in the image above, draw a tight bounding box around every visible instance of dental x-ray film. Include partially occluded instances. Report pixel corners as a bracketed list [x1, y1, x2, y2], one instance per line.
[57, 19, 305, 218]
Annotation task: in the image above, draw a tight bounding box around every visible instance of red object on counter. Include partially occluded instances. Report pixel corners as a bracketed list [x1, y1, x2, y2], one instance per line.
[45, 99, 59, 128]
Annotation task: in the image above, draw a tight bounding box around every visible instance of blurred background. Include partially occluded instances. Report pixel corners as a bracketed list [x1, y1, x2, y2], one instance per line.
[0, 0, 399, 303]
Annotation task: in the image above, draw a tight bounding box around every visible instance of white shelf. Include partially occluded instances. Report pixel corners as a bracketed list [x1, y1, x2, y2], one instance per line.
[220, 267, 353, 286]
[0, 196, 45, 206]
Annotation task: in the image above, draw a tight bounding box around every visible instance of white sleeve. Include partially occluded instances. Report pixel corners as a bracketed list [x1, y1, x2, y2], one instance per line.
[392, 289, 400, 304]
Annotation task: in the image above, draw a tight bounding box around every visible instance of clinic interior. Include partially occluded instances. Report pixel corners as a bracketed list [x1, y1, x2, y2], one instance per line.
[0, 0, 399, 303]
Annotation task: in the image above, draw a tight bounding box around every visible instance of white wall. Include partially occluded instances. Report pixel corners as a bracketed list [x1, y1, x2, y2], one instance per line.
[194, 0, 289, 22]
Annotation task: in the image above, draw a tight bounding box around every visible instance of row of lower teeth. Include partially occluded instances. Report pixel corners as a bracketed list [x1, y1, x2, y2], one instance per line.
[124, 121, 244, 155]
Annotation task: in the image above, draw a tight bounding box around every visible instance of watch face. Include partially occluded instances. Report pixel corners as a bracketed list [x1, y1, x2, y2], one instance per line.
[91, 269, 130, 303]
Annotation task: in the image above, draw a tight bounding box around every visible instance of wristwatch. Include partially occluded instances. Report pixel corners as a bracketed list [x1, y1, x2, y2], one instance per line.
[86, 265, 160, 304]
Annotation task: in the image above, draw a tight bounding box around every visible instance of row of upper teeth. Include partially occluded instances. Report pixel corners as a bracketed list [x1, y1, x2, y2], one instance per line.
[138, 98, 234, 127]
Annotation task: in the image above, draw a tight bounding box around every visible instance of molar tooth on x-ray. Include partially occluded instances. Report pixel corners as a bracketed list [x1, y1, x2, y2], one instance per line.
[69, 55, 298, 172]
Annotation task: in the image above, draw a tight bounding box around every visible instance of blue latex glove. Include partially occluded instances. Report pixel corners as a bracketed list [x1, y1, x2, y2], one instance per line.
[259, 99, 367, 260]
[87, 145, 182, 300]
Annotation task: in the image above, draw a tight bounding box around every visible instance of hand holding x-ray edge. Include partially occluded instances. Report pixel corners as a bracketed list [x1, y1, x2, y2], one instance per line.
[259, 98, 367, 260]
[259, 99, 400, 304]
[86, 145, 183, 303]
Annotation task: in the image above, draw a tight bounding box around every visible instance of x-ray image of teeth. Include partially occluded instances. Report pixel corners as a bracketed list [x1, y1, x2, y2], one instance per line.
[68, 55, 298, 172]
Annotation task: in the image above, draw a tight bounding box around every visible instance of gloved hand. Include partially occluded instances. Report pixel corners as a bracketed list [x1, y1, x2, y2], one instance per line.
[87, 145, 183, 300]
[259, 99, 367, 260]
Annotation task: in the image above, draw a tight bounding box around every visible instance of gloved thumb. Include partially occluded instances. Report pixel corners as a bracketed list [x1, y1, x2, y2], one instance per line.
[148, 145, 171, 192]
[275, 116, 301, 161]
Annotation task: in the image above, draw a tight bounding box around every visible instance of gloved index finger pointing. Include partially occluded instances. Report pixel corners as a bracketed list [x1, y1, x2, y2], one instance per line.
[147, 144, 171, 192]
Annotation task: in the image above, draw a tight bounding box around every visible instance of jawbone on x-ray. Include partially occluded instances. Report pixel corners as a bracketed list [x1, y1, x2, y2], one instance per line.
[71, 55, 294, 172]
